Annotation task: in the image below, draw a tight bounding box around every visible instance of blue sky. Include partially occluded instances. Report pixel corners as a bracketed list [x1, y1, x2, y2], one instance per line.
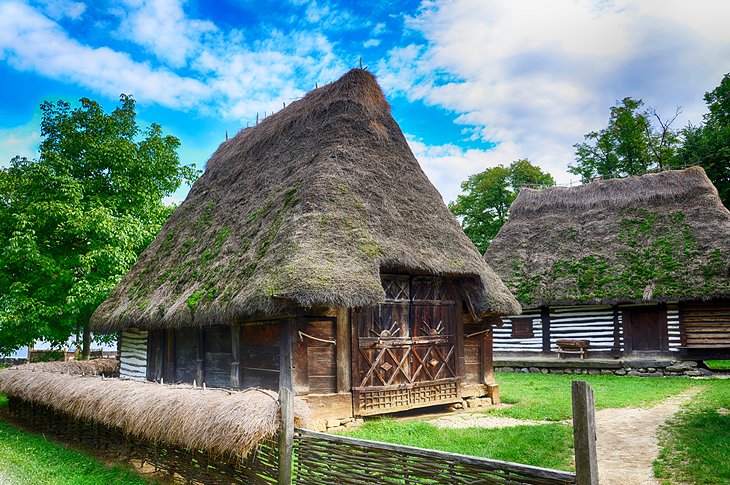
[1, 0, 729, 204]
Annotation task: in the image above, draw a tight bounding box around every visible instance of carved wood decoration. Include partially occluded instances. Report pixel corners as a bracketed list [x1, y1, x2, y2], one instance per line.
[352, 275, 462, 415]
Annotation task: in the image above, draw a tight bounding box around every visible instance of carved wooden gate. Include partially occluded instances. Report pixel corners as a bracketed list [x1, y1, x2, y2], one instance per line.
[352, 275, 462, 416]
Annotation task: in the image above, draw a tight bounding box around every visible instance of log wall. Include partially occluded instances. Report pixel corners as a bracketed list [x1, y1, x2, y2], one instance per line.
[119, 329, 148, 381]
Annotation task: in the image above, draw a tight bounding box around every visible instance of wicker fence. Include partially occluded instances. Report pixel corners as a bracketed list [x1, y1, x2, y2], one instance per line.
[293, 429, 577, 485]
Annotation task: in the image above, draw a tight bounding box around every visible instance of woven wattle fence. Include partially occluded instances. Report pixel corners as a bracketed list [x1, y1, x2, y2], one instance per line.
[292, 429, 577, 485]
[7, 397, 278, 484]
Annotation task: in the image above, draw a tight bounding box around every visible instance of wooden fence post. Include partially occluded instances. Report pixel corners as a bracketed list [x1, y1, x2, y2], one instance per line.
[572, 380, 598, 485]
[278, 387, 294, 485]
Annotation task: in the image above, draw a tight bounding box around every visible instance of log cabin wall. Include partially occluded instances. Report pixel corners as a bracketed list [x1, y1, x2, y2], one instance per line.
[292, 318, 338, 395]
[679, 301, 730, 358]
[119, 329, 148, 380]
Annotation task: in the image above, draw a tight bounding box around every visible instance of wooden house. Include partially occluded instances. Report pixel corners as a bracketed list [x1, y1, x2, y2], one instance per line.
[484, 167, 730, 362]
[90, 69, 520, 419]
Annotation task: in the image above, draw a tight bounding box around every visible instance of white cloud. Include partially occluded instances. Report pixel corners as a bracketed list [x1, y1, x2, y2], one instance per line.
[34, 0, 86, 21]
[378, 0, 730, 188]
[115, 0, 217, 68]
[0, 1, 210, 109]
[0, 119, 41, 166]
[364, 38, 381, 48]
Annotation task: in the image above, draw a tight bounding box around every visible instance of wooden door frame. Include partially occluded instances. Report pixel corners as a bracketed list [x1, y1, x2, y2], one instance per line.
[622, 304, 669, 354]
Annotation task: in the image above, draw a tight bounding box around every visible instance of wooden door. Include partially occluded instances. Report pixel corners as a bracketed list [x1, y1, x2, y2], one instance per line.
[624, 307, 668, 352]
[352, 276, 462, 416]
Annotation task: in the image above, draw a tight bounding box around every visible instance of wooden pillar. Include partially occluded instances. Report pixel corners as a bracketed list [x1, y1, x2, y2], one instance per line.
[230, 324, 241, 389]
[278, 386, 294, 485]
[481, 326, 494, 385]
[279, 319, 293, 391]
[455, 310, 466, 380]
[611, 305, 621, 355]
[541, 306, 551, 353]
[572, 380, 599, 485]
[336, 308, 352, 393]
[195, 329, 204, 387]
[164, 329, 175, 384]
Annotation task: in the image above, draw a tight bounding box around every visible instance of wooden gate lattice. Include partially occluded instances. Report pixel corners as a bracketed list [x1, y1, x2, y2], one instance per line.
[353, 275, 462, 416]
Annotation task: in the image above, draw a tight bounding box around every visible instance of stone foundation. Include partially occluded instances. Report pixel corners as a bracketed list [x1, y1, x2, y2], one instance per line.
[496, 360, 711, 377]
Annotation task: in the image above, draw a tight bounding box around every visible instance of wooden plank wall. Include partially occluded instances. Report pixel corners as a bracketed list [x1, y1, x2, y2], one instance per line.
[548, 306, 616, 352]
[667, 305, 681, 351]
[493, 311, 542, 353]
[120, 329, 148, 380]
[680, 303, 730, 348]
[241, 323, 280, 390]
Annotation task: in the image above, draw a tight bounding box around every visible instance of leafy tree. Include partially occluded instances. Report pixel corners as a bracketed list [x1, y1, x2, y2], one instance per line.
[0, 95, 198, 358]
[569, 97, 680, 183]
[449, 159, 555, 253]
[673, 74, 730, 207]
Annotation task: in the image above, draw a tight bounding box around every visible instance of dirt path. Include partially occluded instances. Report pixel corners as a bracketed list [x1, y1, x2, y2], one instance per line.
[595, 387, 700, 485]
[429, 388, 701, 484]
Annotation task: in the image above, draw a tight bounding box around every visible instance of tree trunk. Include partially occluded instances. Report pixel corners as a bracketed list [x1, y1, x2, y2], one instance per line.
[82, 325, 91, 360]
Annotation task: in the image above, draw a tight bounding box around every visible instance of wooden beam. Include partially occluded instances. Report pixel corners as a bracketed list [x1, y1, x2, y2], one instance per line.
[278, 387, 294, 485]
[612, 304, 621, 355]
[336, 308, 352, 393]
[279, 319, 293, 391]
[572, 380, 599, 485]
[541, 306, 551, 353]
[230, 324, 241, 389]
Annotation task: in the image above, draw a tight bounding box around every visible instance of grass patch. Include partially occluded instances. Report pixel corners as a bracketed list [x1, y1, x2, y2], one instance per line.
[0, 395, 150, 484]
[655, 381, 730, 484]
[345, 419, 575, 470]
[491, 373, 697, 421]
[705, 360, 730, 371]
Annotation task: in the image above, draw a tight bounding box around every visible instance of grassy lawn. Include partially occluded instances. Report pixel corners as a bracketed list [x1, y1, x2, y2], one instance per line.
[0, 395, 150, 485]
[655, 381, 730, 485]
[705, 360, 730, 371]
[489, 373, 698, 421]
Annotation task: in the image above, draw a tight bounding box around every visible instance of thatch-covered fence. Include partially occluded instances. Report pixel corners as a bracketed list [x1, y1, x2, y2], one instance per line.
[0, 361, 597, 484]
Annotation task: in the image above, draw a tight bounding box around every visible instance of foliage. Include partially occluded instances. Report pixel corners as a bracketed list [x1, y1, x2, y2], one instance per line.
[0, 395, 149, 484]
[490, 372, 697, 421]
[0, 95, 198, 355]
[569, 97, 680, 183]
[673, 73, 730, 207]
[345, 419, 574, 471]
[449, 159, 554, 253]
[655, 381, 730, 484]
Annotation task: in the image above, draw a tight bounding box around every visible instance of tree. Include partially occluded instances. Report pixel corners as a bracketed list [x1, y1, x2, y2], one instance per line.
[568, 97, 680, 183]
[449, 159, 555, 253]
[673, 74, 730, 207]
[0, 95, 198, 358]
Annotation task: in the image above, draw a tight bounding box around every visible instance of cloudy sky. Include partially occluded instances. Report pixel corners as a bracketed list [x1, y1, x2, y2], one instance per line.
[1, 0, 729, 204]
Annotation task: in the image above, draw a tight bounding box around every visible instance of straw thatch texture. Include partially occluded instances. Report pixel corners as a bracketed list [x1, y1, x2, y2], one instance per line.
[0, 370, 308, 458]
[91, 69, 518, 332]
[485, 167, 730, 308]
[8, 358, 119, 376]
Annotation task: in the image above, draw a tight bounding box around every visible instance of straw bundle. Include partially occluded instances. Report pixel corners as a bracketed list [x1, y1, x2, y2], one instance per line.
[0, 370, 308, 458]
[9, 358, 119, 376]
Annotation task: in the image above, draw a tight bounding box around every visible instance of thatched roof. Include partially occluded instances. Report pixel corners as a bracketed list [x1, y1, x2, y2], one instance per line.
[485, 167, 730, 308]
[0, 367, 308, 458]
[91, 69, 519, 331]
[8, 358, 119, 376]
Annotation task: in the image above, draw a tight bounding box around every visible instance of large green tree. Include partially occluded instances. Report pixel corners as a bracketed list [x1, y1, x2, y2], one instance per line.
[673, 73, 730, 207]
[449, 159, 555, 253]
[569, 97, 680, 183]
[0, 95, 198, 357]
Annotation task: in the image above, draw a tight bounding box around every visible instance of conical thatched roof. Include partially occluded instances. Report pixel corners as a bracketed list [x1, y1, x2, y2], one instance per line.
[91, 69, 519, 332]
[485, 167, 730, 308]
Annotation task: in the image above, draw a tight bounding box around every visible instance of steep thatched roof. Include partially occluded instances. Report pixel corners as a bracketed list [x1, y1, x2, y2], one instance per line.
[8, 358, 119, 376]
[0, 367, 308, 458]
[485, 167, 730, 308]
[91, 69, 519, 331]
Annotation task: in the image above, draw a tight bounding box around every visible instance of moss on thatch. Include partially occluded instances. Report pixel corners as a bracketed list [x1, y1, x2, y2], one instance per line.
[91, 69, 518, 332]
[0, 369, 308, 459]
[485, 167, 730, 308]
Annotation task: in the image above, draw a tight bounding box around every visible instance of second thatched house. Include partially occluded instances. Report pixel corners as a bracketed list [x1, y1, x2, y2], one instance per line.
[485, 167, 730, 366]
[90, 69, 520, 419]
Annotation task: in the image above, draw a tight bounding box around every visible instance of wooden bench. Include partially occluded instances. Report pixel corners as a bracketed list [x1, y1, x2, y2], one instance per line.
[556, 339, 589, 359]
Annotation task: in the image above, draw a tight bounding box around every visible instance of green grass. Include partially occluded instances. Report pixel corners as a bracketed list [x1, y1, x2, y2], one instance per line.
[490, 373, 697, 421]
[655, 381, 730, 484]
[705, 360, 730, 371]
[345, 419, 575, 471]
[0, 395, 150, 484]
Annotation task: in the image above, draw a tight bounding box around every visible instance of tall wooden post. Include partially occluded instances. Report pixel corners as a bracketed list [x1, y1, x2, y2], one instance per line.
[611, 305, 621, 355]
[572, 380, 598, 485]
[230, 324, 241, 389]
[278, 319, 294, 485]
[336, 308, 352, 393]
[541, 306, 551, 354]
